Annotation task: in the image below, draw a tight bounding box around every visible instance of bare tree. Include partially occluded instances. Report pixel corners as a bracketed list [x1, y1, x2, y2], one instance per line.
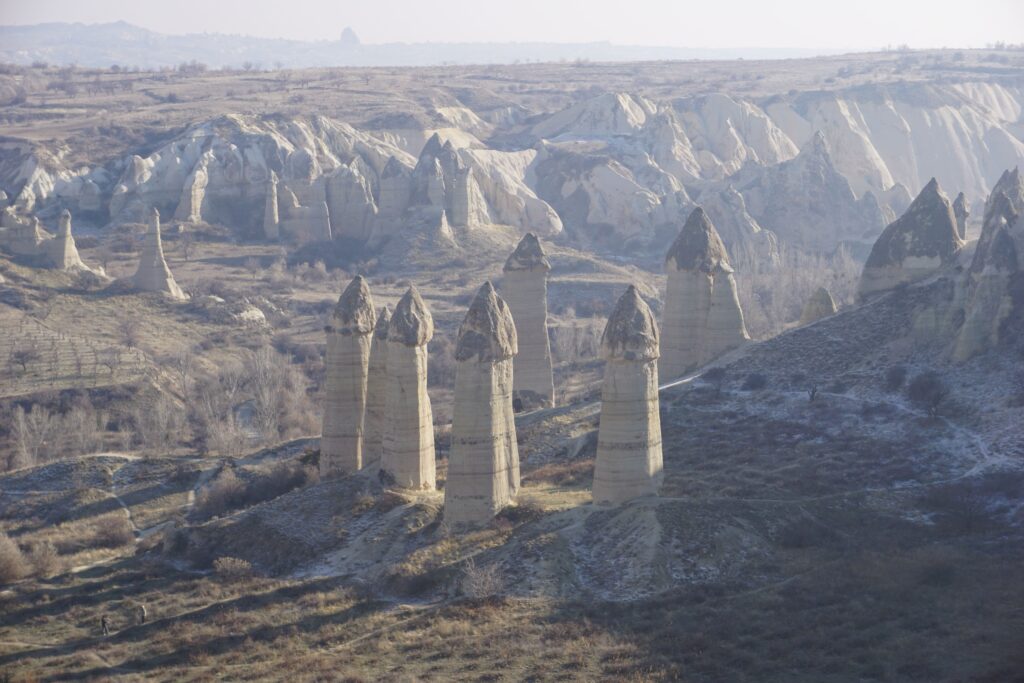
[170, 350, 195, 399]
[244, 256, 261, 281]
[180, 233, 195, 262]
[99, 348, 121, 376]
[9, 347, 41, 375]
[13, 404, 57, 468]
[118, 317, 141, 350]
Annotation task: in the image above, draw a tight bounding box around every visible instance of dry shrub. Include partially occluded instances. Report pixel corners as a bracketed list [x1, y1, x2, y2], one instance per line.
[27, 540, 61, 577]
[0, 532, 29, 583]
[461, 557, 504, 599]
[92, 514, 134, 548]
[194, 468, 246, 519]
[214, 556, 253, 581]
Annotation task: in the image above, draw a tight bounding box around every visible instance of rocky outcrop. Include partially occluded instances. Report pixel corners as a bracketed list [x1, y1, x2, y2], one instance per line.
[321, 276, 376, 477]
[859, 178, 963, 299]
[954, 168, 1023, 360]
[661, 207, 749, 379]
[501, 233, 555, 409]
[380, 287, 436, 490]
[953, 192, 969, 241]
[694, 184, 779, 265]
[363, 306, 390, 470]
[45, 209, 85, 269]
[444, 282, 519, 527]
[131, 208, 186, 300]
[799, 287, 838, 325]
[592, 285, 663, 505]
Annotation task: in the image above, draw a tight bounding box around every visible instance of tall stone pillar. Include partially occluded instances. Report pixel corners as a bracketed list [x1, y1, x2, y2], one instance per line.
[132, 208, 187, 300]
[444, 282, 520, 527]
[592, 285, 663, 505]
[363, 306, 391, 470]
[46, 209, 85, 270]
[320, 275, 375, 477]
[381, 287, 436, 489]
[264, 171, 280, 240]
[501, 233, 555, 409]
[661, 207, 747, 379]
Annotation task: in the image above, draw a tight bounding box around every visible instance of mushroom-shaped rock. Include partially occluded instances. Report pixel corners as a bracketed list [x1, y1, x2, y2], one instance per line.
[661, 207, 748, 379]
[799, 287, 838, 325]
[445, 282, 520, 526]
[859, 178, 962, 299]
[381, 287, 436, 489]
[363, 306, 391, 469]
[321, 276, 376, 476]
[502, 233, 555, 409]
[953, 192, 969, 241]
[132, 208, 187, 300]
[593, 286, 663, 505]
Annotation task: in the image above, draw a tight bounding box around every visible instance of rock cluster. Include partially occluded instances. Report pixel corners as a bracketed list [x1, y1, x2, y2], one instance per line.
[380, 287, 436, 490]
[0, 206, 90, 271]
[799, 287, 838, 325]
[954, 168, 1023, 360]
[444, 282, 520, 526]
[858, 178, 963, 299]
[592, 286, 663, 505]
[131, 208, 187, 300]
[661, 207, 749, 379]
[501, 233, 555, 409]
[321, 276, 376, 476]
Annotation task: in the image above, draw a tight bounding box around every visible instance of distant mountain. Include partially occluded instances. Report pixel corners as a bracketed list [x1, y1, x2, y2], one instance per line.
[0, 21, 853, 69]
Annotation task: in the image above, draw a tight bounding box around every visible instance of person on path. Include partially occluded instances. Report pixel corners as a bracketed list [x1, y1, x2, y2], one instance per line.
[138, 603, 147, 625]
[101, 614, 111, 637]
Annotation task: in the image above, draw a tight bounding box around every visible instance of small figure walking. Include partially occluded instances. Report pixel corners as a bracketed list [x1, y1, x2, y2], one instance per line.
[138, 603, 147, 625]
[101, 614, 111, 637]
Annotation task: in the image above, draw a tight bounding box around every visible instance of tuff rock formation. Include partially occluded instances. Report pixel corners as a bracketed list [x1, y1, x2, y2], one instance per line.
[131, 208, 187, 300]
[444, 282, 520, 526]
[501, 233, 555, 409]
[954, 168, 1023, 360]
[799, 287, 838, 325]
[321, 276, 376, 477]
[380, 288, 436, 489]
[44, 209, 85, 269]
[858, 178, 963, 299]
[592, 286, 664, 505]
[953, 192, 969, 241]
[661, 207, 749, 379]
[263, 171, 280, 240]
[363, 306, 391, 469]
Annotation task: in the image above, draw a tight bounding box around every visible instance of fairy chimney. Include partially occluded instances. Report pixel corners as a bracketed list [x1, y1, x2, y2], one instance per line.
[45, 209, 85, 270]
[502, 233, 555, 409]
[444, 282, 520, 526]
[362, 306, 391, 470]
[592, 285, 664, 505]
[320, 276, 375, 476]
[132, 208, 187, 300]
[380, 287, 436, 489]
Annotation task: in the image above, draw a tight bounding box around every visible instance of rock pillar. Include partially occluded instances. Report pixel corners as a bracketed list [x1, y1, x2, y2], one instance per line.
[501, 233, 555, 409]
[592, 285, 663, 505]
[132, 208, 187, 300]
[363, 306, 390, 470]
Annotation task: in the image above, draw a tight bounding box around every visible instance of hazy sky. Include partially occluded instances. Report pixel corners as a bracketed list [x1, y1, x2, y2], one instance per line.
[1, 0, 1021, 48]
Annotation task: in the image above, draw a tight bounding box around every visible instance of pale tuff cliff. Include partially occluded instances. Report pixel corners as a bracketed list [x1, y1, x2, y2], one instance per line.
[445, 282, 520, 527]
[799, 287, 839, 325]
[592, 285, 663, 505]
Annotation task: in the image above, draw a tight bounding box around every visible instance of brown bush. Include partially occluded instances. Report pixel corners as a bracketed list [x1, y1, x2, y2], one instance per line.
[27, 540, 62, 578]
[214, 556, 254, 581]
[92, 514, 134, 548]
[0, 532, 29, 583]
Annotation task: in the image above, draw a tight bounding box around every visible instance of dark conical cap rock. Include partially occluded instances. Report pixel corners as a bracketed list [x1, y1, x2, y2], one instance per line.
[331, 275, 376, 336]
[373, 306, 392, 341]
[865, 178, 961, 269]
[420, 132, 445, 159]
[666, 207, 731, 273]
[455, 281, 518, 362]
[987, 225, 1019, 272]
[953, 192, 968, 217]
[382, 155, 408, 179]
[503, 232, 551, 272]
[390, 286, 434, 347]
[601, 285, 659, 361]
[989, 167, 1022, 210]
[58, 209, 72, 236]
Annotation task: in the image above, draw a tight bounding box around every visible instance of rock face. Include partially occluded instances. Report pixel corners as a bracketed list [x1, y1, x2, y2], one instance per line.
[954, 168, 1023, 360]
[953, 192, 969, 241]
[799, 287, 838, 325]
[321, 276, 376, 477]
[263, 171, 280, 240]
[661, 207, 749, 379]
[501, 233, 555, 409]
[859, 178, 963, 299]
[380, 287, 436, 490]
[445, 282, 520, 527]
[362, 306, 390, 470]
[592, 286, 664, 505]
[131, 208, 187, 300]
